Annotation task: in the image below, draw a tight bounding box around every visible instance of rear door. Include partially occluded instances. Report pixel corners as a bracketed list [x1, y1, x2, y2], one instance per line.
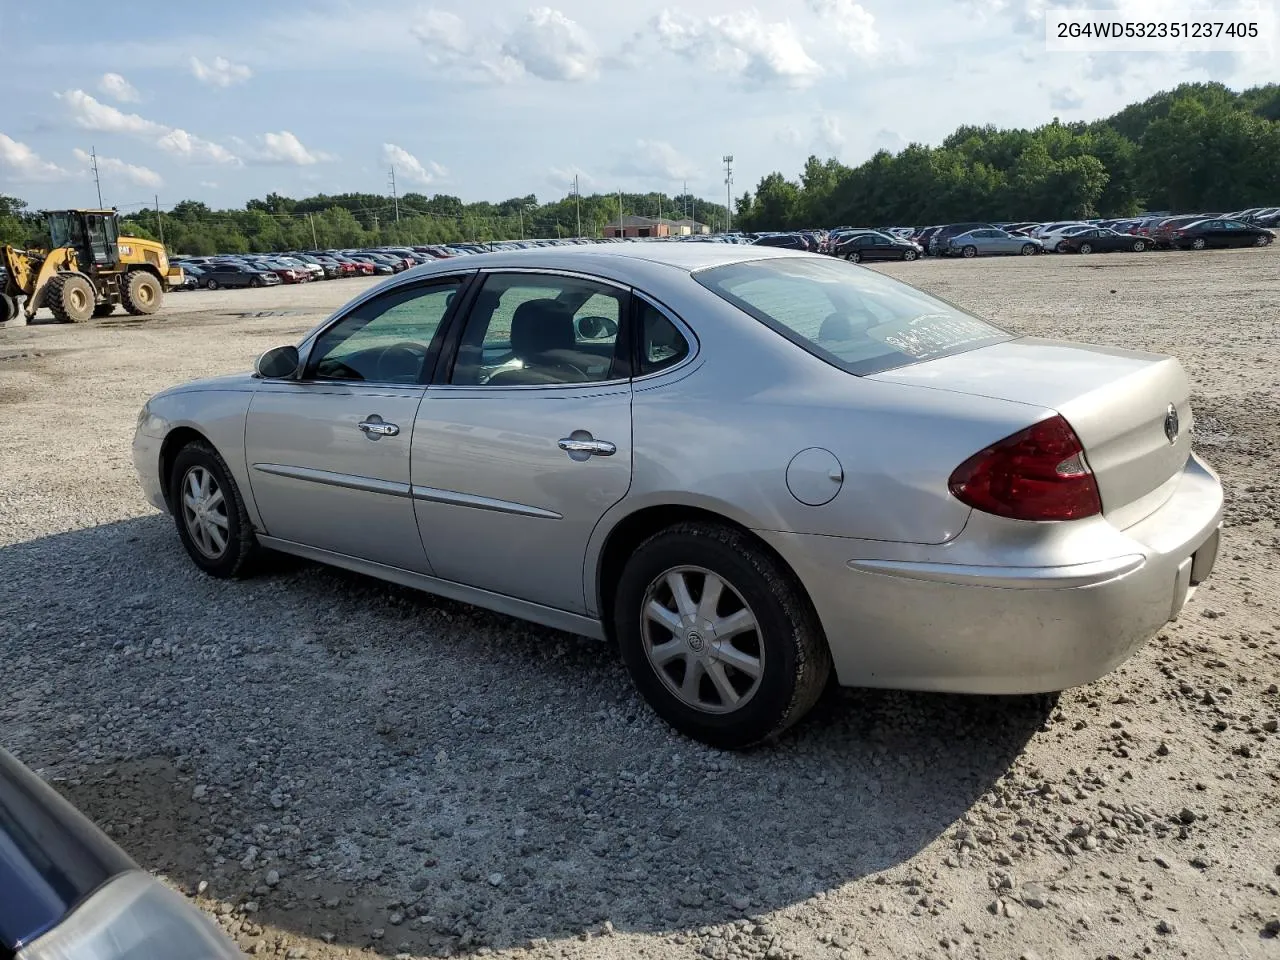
[411, 270, 634, 613]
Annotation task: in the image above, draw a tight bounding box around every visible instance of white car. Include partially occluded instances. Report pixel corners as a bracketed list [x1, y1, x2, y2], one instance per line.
[1036, 224, 1094, 252]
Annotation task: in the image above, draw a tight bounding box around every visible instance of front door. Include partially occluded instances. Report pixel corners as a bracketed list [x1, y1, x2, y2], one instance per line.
[411, 271, 634, 613]
[244, 276, 468, 572]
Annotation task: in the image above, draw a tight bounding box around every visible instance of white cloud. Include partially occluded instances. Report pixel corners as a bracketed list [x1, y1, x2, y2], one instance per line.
[501, 7, 599, 82]
[653, 9, 822, 88]
[199, 180, 219, 189]
[411, 10, 472, 66]
[57, 89, 163, 135]
[548, 164, 592, 188]
[806, 0, 880, 56]
[71, 147, 161, 188]
[58, 89, 241, 166]
[382, 143, 446, 186]
[157, 127, 241, 165]
[816, 112, 846, 154]
[190, 56, 252, 88]
[616, 139, 698, 182]
[0, 134, 71, 182]
[253, 131, 332, 166]
[98, 72, 140, 103]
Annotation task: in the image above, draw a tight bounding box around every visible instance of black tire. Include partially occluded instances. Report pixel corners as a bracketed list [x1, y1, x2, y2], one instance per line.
[1132, 240, 1147, 252]
[847, 250, 862, 263]
[46, 273, 95, 323]
[122, 271, 162, 315]
[1055, 241, 1069, 253]
[1020, 243, 1036, 256]
[961, 245, 977, 258]
[250, 275, 263, 288]
[902, 249, 918, 261]
[205, 278, 219, 290]
[168, 441, 258, 579]
[1078, 242, 1093, 255]
[613, 522, 832, 749]
[0, 292, 17, 324]
[93, 302, 117, 318]
[1190, 237, 1206, 250]
[1254, 235, 1271, 247]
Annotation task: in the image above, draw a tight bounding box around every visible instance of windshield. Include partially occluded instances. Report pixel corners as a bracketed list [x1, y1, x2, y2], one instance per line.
[694, 257, 1010, 375]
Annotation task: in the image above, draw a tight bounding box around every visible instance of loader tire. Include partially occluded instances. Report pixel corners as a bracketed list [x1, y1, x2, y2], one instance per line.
[47, 273, 96, 323]
[122, 270, 162, 316]
[0, 293, 16, 324]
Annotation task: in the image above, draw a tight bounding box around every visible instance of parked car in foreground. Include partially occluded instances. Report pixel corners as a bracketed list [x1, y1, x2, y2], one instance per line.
[836, 231, 921, 262]
[0, 747, 240, 959]
[134, 246, 1223, 748]
[1169, 219, 1275, 250]
[947, 228, 1043, 257]
[1058, 228, 1151, 254]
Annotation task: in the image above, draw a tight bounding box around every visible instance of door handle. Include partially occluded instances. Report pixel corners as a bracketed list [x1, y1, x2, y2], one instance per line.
[358, 416, 400, 439]
[558, 437, 616, 457]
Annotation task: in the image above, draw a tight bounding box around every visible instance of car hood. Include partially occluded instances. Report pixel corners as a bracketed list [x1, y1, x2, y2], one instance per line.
[153, 373, 258, 399]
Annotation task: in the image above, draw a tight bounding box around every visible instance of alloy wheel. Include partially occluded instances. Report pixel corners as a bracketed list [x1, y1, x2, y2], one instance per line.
[641, 565, 765, 714]
[181, 465, 230, 559]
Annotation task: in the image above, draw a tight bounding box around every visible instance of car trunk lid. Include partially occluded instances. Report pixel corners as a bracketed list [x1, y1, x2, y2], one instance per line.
[870, 337, 1192, 528]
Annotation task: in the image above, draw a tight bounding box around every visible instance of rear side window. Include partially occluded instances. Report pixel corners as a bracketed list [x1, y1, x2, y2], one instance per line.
[637, 301, 690, 375]
[694, 257, 1009, 376]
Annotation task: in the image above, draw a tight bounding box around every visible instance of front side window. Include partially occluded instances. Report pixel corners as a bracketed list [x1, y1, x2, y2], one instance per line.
[694, 257, 1009, 376]
[451, 273, 625, 386]
[308, 279, 463, 384]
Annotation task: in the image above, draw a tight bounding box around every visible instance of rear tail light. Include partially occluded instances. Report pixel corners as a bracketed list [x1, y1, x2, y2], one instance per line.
[948, 415, 1102, 521]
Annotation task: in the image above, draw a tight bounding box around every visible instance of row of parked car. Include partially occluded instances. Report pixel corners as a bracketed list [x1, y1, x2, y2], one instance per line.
[746, 206, 1278, 263]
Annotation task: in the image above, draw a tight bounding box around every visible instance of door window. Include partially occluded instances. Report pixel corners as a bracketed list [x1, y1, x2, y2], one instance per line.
[307, 279, 464, 384]
[450, 273, 626, 386]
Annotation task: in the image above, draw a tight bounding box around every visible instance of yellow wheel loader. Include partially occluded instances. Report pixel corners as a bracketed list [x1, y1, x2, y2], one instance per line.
[0, 209, 184, 324]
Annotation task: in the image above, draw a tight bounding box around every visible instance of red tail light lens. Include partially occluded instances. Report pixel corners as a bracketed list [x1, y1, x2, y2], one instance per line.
[949, 415, 1102, 521]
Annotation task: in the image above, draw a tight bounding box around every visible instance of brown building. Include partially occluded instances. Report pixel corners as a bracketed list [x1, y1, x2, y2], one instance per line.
[603, 215, 710, 238]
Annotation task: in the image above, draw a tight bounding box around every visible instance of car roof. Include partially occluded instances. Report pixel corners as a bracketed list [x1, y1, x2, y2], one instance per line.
[392, 242, 810, 281]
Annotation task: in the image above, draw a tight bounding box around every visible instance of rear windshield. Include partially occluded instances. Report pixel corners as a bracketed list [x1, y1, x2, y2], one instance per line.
[693, 257, 1010, 375]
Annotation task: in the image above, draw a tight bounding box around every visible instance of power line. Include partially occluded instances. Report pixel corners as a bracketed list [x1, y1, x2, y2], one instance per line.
[723, 155, 734, 233]
[388, 167, 400, 223]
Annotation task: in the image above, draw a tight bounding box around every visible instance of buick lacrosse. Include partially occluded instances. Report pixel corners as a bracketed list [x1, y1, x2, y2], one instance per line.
[134, 245, 1222, 747]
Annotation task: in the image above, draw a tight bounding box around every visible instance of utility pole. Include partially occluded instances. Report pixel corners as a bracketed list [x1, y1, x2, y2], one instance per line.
[90, 146, 103, 207]
[617, 190, 623, 236]
[388, 167, 400, 223]
[154, 194, 165, 248]
[683, 180, 688, 221]
[727, 156, 736, 232]
[308, 213, 318, 249]
[573, 174, 582, 238]
[518, 204, 524, 240]
[372, 213, 379, 234]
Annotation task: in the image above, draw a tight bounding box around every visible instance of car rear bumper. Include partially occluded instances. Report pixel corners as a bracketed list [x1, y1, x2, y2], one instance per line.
[759, 453, 1223, 694]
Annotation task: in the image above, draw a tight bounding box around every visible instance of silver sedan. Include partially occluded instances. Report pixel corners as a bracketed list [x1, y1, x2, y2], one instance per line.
[946, 228, 1044, 257]
[133, 245, 1223, 748]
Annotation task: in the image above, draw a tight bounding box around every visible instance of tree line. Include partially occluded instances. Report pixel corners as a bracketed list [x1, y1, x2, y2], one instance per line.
[2, 82, 1277, 253]
[0, 190, 729, 255]
[735, 82, 1280, 231]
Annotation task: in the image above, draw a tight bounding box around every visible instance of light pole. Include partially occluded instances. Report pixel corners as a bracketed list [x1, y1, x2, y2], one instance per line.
[723, 155, 734, 233]
[573, 174, 582, 237]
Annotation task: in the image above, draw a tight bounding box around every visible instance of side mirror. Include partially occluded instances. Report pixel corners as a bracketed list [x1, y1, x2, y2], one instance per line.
[256, 345, 300, 379]
[577, 315, 619, 340]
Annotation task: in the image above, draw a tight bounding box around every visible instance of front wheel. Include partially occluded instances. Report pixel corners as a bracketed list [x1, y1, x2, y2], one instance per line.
[169, 442, 259, 578]
[614, 523, 831, 749]
[847, 251, 862, 263]
[902, 249, 918, 261]
[1132, 240, 1147, 252]
[122, 271, 162, 315]
[1255, 235, 1272, 247]
[1078, 242, 1093, 255]
[1020, 243, 1037, 256]
[961, 245, 977, 258]
[251, 275, 263, 288]
[205, 278, 219, 290]
[1191, 237, 1207, 250]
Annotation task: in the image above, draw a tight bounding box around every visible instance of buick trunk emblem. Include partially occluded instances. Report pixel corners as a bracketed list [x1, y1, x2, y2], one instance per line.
[1164, 404, 1180, 444]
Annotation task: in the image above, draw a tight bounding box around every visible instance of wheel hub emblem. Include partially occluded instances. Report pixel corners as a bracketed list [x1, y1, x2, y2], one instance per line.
[1164, 404, 1180, 444]
[686, 631, 705, 653]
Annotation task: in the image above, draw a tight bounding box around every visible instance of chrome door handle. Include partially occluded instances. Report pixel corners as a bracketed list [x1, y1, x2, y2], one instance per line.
[558, 437, 616, 457]
[358, 416, 400, 439]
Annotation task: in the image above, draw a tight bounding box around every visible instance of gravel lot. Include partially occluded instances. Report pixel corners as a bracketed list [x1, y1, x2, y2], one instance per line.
[2, 249, 1278, 959]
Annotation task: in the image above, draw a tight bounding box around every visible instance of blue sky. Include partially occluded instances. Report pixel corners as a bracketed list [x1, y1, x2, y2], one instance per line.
[0, 0, 1275, 211]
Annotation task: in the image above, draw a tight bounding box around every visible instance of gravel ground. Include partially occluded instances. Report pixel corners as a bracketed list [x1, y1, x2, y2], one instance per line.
[2, 249, 1278, 960]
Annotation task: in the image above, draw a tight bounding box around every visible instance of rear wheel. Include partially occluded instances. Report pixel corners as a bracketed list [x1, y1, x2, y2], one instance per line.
[122, 271, 162, 315]
[0, 292, 17, 324]
[169, 442, 258, 578]
[614, 522, 831, 749]
[1132, 240, 1147, 252]
[961, 245, 977, 258]
[47, 273, 95, 323]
